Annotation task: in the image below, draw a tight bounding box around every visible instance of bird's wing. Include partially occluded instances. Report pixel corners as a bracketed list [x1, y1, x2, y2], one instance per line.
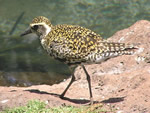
[48, 25, 103, 64]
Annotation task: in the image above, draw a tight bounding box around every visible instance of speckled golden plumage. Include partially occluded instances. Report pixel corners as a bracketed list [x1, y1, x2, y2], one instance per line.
[21, 16, 136, 104]
[30, 16, 134, 65]
[43, 24, 103, 64]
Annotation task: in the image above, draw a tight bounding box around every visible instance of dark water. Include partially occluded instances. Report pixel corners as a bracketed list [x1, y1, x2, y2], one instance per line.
[0, 35, 70, 86]
[0, 0, 149, 86]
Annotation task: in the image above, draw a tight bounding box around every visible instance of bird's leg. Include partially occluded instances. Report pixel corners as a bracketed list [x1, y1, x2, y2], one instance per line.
[82, 65, 93, 104]
[60, 66, 76, 98]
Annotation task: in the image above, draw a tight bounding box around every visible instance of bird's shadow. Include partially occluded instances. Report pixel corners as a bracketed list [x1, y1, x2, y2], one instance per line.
[101, 96, 125, 103]
[24, 89, 125, 104]
[24, 89, 90, 104]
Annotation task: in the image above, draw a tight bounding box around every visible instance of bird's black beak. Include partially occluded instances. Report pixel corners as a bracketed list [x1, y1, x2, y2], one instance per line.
[20, 27, 32, 37]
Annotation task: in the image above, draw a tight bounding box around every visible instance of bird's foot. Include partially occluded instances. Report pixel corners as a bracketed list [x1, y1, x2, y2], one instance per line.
[59, 94, 65, 99]
[90, 97, 94, 105]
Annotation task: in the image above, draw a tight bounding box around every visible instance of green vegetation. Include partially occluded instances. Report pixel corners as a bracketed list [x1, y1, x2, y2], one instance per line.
[2, 100, 115, 113]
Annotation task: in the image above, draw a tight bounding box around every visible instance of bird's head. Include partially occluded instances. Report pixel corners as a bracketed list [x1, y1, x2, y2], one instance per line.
[21, 16, 52, 38]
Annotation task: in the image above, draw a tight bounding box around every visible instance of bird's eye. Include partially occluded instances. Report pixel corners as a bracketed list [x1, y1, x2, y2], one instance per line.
[32, 25, 38, 30]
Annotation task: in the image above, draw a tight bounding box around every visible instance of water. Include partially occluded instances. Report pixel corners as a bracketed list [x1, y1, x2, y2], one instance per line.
[0, 0, 150, 86]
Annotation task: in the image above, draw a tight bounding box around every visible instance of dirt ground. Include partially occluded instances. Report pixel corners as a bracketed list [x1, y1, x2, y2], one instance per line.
[0, 20, 150, 113]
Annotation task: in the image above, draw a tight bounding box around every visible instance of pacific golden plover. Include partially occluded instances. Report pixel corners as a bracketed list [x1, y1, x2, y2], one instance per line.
[21, 16, 137, 104]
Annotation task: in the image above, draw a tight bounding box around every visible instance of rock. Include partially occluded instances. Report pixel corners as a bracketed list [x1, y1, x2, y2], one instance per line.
[0, 20, 150, 113]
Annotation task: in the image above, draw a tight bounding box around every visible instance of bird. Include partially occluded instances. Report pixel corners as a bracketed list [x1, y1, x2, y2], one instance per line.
[20, 16, 137, 104]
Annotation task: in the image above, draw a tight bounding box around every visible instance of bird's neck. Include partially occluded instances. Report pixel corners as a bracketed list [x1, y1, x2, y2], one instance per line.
[39, 34, 46, 40]
[39, 24, 52, 40]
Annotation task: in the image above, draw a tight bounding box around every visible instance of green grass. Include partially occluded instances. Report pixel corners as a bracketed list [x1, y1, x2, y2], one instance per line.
[2, 100, 115, 113]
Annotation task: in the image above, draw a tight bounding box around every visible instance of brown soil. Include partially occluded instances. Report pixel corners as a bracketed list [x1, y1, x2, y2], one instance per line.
[0, 20, 150, 113]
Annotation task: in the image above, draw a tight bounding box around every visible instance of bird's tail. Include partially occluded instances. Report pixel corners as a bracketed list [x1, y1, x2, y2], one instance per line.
[99, 42, 138, 56]
[120, 43, 138, 55]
